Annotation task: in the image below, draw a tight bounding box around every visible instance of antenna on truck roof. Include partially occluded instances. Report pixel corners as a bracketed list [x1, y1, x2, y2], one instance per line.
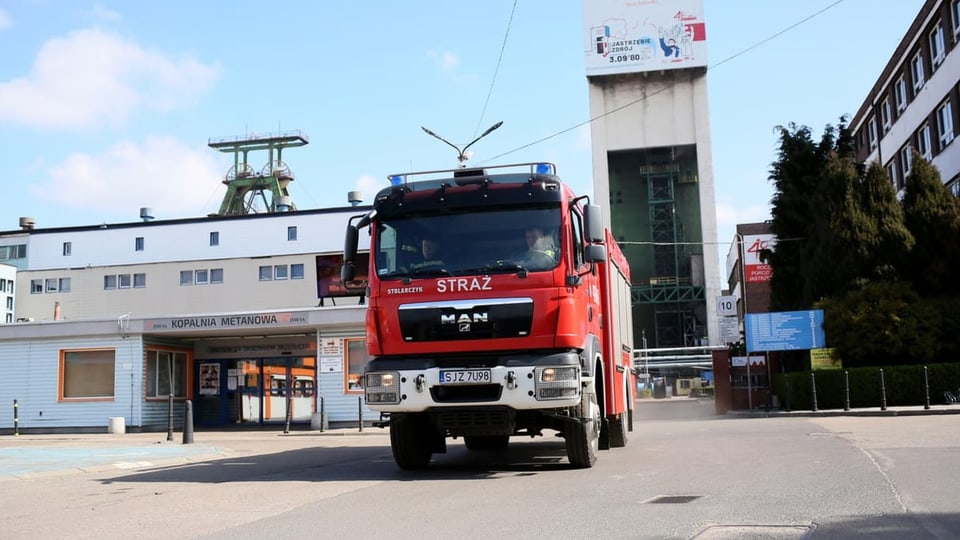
[420, 121, 503, 168]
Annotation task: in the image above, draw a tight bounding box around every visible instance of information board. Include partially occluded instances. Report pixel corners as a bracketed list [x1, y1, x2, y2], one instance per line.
[745, 310, 825, 353]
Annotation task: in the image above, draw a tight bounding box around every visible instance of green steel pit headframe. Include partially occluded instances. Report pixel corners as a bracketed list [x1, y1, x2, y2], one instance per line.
[208, 130, 309, 216]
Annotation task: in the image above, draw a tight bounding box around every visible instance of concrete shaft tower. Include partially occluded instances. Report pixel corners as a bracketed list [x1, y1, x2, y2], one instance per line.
[583, 0, 721, 348]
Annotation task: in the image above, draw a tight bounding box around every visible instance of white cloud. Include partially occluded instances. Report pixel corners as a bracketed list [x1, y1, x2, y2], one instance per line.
[353, 174, 385, 203]
[0, 9, 11, 30]
[427, 49, 460, 71]
[32, 136, 224, 218]
[0, 28, 219, 130]
[91, 3, 122, 22]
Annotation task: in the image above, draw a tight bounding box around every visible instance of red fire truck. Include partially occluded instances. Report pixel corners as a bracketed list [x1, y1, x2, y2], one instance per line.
[341, 162, 634, 469]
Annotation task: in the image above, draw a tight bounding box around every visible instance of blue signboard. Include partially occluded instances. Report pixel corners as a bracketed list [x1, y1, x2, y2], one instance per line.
[745, 310, 825, 353]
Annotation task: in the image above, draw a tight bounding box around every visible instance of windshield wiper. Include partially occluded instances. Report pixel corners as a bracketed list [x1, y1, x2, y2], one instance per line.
[458, 262, 529, 277]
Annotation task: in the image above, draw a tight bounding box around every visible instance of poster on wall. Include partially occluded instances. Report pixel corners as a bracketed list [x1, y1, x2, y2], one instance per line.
[583, 0, 707, 77]
[199, 363, 220, 395]
[320, 356, 343, 373]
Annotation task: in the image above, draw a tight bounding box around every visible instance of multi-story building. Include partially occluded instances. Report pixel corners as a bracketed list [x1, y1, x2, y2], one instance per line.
[852, 0, 960, 194]
[582, 0, 722, 349]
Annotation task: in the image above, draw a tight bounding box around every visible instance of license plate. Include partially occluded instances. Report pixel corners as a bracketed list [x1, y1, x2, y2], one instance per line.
[438, 369, 491, 385]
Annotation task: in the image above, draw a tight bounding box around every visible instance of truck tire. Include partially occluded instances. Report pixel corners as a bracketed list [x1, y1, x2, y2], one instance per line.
[390, 413, 432, 470]
[565, 391, 600, 468]
[607, 413, 628, 448]
[463, 435, 510, 451]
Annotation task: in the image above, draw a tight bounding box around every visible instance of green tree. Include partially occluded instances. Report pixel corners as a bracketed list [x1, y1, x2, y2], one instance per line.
[858, 162, 913, 283]
[901, 153, 960, 296]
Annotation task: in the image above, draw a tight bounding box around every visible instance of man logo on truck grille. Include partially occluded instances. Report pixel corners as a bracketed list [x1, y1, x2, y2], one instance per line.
[442, 312, 487, 332]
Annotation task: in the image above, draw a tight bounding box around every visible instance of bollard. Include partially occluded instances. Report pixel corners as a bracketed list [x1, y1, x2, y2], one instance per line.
[923, 366, 930, 410]
[880, 368, 887, 411]
[358, 396, 363, 432]
[13, 399, 19, 437]
[843, 370, 850, 411]
[182, 400, 194, 444]
[320, 396, 325, 433]
[810, 372, 818, 412]
[167, 393, 174, 442]
[284, 389, 292, 434]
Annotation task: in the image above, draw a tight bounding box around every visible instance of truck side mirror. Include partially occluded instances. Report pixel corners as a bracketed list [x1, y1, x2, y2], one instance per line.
[585, 244, 606, 263]
[584, 204, 603, 243]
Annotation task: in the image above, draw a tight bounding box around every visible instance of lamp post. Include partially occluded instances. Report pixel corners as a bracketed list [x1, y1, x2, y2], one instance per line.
[421, 121, 503, 168]
[736, 232, 752, 411]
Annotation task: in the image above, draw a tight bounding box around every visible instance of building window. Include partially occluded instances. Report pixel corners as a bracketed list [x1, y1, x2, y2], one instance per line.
[919, 123, 933, 160]
[30, 279, 43, 294]
[104, 275, 117, 290]
[952, 180, 960, 197]
[59, 277, 71, 293]
[259, 265, 273, 281]
[118, 274, 131, 289]
[930, 21, 946, 67]
[291, 263, 305, 279]
[912, 52, 925, 93]
[62, 242, 72, 256]
[5, 296, 12, 310]
[954, 0, 960, 36]
[895, 76, 907, 112]
[287, 226, 297, 241]
[209, 231, 219, 247]
[274, 265, 288, 280]
[210, 268, 224, 284]
[881, 98, 891, 132]
[45, 278, 58, 293]
[938, 99, 955, 148]
[61, 349, 115, 400]
[146, 349, 189, 399]
[868, 118, 878, 150]
[180, 270, 193, 286]
[195, 269, 209, 284]
[135, 237, 144, 252]
[345, 338, 368, 392]
[901, 146, 913, 177]
[886, 164, 898, 191]
[133, 273, 146, 288]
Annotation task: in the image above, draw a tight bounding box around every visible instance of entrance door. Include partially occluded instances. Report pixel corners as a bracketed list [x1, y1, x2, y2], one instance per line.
[195, 357, 316, 426]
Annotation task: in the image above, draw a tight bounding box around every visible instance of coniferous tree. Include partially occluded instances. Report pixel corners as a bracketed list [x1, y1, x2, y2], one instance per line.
[858, 162, 913, 282]
[901, 153, 960, 296]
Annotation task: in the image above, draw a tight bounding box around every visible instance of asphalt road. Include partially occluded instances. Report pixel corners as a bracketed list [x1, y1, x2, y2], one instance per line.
[1, 399, 959, 539]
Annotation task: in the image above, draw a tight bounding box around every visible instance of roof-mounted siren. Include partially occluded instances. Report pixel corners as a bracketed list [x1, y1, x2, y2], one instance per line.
[139, 207, 154, 222]
[19, 217, 36, 230]
[276, 196, 293, 212]
[347, 191, 363, 206]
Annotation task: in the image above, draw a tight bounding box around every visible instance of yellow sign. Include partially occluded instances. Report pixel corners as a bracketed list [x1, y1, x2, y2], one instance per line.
[810, 348, 841, 370]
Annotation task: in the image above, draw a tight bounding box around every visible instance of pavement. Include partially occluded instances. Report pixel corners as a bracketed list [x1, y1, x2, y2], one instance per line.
[3, 401, 959, 481]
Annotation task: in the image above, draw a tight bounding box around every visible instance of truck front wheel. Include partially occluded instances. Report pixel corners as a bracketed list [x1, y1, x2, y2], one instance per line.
[390, 413, 433, 470]
[565, 391, 600, 468]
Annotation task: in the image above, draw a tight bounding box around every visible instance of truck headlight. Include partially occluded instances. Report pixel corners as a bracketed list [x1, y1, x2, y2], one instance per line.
[534, 366, 579, 400]
[365, 371, 400, 404]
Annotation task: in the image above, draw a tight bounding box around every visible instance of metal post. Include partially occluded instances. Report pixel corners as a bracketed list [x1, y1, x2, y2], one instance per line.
[182, 400, 194, 444]
[358, 396, 363, 432]
[320, 396, 325, 433]
[166, 393, 174, 442]
[810, 372, 818, 412]
[843, 370, 850, 411]
[284, 381, 292, 434]
[13, 399, 19, 437]
[880, 368, 887, 411]
[923, 366, 930, 410]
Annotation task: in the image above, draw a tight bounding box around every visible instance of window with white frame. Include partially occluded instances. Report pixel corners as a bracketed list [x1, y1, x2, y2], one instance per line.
[45, 278, 58, 293]
[195, 269, 209, 284]
[291, 263, 305, 279]
[259, 265, 273, 281]
[881, 98, 892, 132]
[895, 76, 907, 112]
[118, 274, 131, 289]
[952, 180, 960, 197]
[135, 237, 144, 252]
[179, 270, 193, 286]
[133, 273, 146, 288]
[146, 349, 189, 399]
[919, 123, 933, 160]
[901, 145, 913, 177]
[61, 349, 116, 399]
[887, 163, 899, 191]
[345, 338, 368, 392]
[954, 0, 960, 36]
[868, 118, 878, 150]
[209, 231, 219, 247]
[930, 21, 946, 67]
[912, 52, 925, 93]
[274, 265, 288, 280]
[287, 226, 297, 241]
[103, 275, 117, 290]
[30, 279, 43, 294]
[58, 277, 71, 293]
[938, 100, 955, 148]
[62, 242, 71, 256]
[210, 268, 224, 283]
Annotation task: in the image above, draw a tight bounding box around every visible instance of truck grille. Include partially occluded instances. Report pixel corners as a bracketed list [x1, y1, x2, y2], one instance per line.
[433, 407, 515, 435]
[430, 384, 503, 403]
[398, 298, 533, 342]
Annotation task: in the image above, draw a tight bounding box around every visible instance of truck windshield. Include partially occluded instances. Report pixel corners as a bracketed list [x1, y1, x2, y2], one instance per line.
[374, 206, 562, 278]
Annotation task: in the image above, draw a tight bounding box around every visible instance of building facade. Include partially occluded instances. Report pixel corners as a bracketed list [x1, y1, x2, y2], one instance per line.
[851, 0, 960, 194]
[582, 0, 722, 349]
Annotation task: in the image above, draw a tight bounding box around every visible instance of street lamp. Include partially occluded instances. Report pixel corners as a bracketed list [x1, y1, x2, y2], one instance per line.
[421, 121, 503, 168]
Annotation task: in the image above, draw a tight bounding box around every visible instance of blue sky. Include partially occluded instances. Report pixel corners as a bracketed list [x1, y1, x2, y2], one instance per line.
[0, 1, 924, 267]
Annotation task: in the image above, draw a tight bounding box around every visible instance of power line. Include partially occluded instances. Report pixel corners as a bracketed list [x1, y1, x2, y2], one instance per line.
[473, 0, 518, 140]
[484, 0, 847, 162]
